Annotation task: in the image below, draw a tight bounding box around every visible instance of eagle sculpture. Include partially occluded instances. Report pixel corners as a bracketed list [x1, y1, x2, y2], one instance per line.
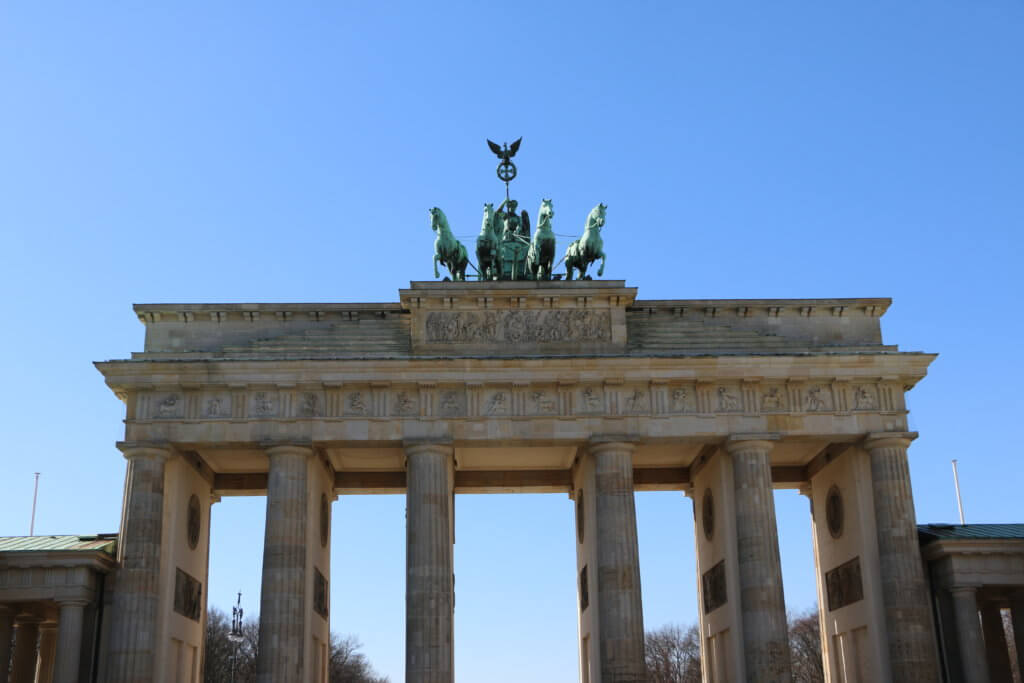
[487, 137, 522, 163]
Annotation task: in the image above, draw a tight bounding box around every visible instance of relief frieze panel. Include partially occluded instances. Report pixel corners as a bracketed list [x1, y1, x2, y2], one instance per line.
[202, 393, 231, 419]
[424, 309, 611, 344]
[760, 386, 786, 412]
[667, 385, 696, 414]
[577, 386, 605, 414]
[249, 391, 279, 417]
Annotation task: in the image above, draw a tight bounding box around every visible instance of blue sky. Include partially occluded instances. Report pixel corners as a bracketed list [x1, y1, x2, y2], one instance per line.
[2, 2, 1022, 681]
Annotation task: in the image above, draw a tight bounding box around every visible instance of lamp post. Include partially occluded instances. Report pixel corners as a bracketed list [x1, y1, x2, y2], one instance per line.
[228, 592, 244, 683]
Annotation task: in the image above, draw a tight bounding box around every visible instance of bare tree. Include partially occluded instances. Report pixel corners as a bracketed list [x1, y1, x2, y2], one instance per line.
[789, 607, 825, 683]
[203, 608, 388, 683]
[645, 623, 702, 683]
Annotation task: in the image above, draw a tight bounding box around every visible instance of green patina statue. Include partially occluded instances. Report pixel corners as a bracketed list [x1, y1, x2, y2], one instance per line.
[475, 203, 500, 281]
[564, 203, 607, 280]
[430, 207, 468, 281]
[526, 199, 556, 280]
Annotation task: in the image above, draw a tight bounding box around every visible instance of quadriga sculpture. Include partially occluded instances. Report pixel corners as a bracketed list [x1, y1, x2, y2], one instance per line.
[564, 203, 607, 280]
[475, 203, 501, 281]
[526, 199, 556, 280]
[430, 207, 469, 281]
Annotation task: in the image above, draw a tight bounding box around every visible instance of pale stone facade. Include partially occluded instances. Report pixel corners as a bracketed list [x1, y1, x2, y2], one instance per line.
[10, 279, 949, 682]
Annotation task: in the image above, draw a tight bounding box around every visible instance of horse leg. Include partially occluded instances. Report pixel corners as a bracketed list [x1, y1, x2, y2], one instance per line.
[597, 251, 606, 277]
[434, 254, 441, 279]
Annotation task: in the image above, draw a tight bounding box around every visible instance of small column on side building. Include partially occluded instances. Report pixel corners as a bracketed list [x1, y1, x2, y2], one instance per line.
[105, 444, 172, 683]
[980, 603, 1012, 682]
[404, 442, 455, 683]
[0, 605, 14, 677]
[864, 432, 941, 681]
[256, 444, 316, 683]
[53, 599, 88, 683]
[950, 586, 989, 683]
[10, 616, 41, 683]
[726, 436, 791, 681]
[572, 440, 645, 683]
[35, 622, 57, 683]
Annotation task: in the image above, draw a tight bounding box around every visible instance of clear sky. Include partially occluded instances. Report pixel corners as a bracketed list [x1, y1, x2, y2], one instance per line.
[2, 2, 1022, 681]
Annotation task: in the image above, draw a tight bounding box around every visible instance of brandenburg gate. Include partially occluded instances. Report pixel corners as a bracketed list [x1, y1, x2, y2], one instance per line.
[94, 279, 939, 682]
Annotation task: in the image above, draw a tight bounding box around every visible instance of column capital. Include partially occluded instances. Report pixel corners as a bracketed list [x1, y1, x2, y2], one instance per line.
[949, 584, 982, 596]
[56, 598, 91, 608]
[117, 441, 173, 461]
[38, 620, 58, 632]
[402, 440, 454, 459]
[262, 442, 314, 459]
[863, 431, 918, 451]
[724, 433, 779, 455]
[586, 437, 636, 457]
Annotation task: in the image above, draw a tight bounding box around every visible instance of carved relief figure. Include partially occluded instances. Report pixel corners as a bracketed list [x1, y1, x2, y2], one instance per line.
[394, 391, 416, 416]
[439, 391, 462, 416]
[347, 392, 368, 415]
[582, 387, 602, 411]
[205, 398, 222, 418]
[670, 388, 691, 412]
[717, 387, 740, 412]
[761, 387, 783, 410]
[486, 392, 508, 415]
[252, 392, 274, 416]
[158, 394, 180, 417]
[854, 386, 876, 410]
[806, 386, 828, 412]
[299, 392, 319, 417]
[531, 391, 556, 413]
[424, 310, 610, 345]
[625, 390, 648, 413]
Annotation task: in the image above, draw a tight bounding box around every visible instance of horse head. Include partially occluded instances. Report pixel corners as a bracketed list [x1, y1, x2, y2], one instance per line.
[537, 199, 554, 229]
[480, 203, 495, 235]
[430, 207, 448, 234]
[586, 203, 607, 232]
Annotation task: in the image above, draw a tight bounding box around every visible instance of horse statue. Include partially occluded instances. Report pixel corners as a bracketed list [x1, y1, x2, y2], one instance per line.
[564, 203, 607, 280]
[430, 207, 468, 281]
[475, 203, 501, 280]
[526, 199, 556, 280]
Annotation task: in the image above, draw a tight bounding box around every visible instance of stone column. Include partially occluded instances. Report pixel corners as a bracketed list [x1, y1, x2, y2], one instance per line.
[405, 443, 455, 683]
[36, 622, 57, 683]
[1011, 593, 1024, 679]
[980, 603, 1012, 682]
[10, 617, 41, 683]
[53, 600, 88, 683]
[256, 444, 314, 683]
[0, 605, 14, 678]
[864, 432, 940, 681]
[950, 587, 989, 683]
[590, 440, 646, 682]
[726, 437, 791, 681]
[106, 445, 172, 683]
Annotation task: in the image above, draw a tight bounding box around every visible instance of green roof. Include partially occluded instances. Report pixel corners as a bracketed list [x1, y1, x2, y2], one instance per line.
[0, 534, 117, 554]
[918, 524, 1024, 543]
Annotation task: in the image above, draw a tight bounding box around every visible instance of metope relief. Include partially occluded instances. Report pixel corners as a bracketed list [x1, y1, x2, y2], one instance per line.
[624, 389, 649, 414]
[392, 390, 418, 417]
[344, 391, 370, 416]
[529, 390, 557, 415]
[484, 391, 509, 416]
[297, 391, 321, 417]
[805, 385, 833, 412]
[668, 386, 695, 413]
[249, 391, 278, 417]
[717, 386, 742, 412]
[202, 394, 230, 418]
[438, 389, 466, 417]
[760, 386, 786, 412]
[578, 386, 604, 413]
[853, 385, 877, 410]
[155, 393, 183, 419]
[424, 309, 611, 345]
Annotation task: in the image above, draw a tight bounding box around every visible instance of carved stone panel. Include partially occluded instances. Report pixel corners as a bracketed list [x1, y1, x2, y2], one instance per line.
[174, 568, 202, 622]
[424, 309, 611, 345]
[668, 385, 695, 413]
[623, 388, 650, 414]
[578, 386, 605, 414]
[825, 556, 863, 611]
[437, 388, 466, 417]
[852, 385, 878, 411]
[392, 390, 418, 417]
[249, 391, 279, 417]
[186, 494, 200, 550]
[527, 388, 558, 416]
[484, 390, 511, 416]
[716, 386, 742, 413]
[344, 390, 371, 416]
[760, 385, 786, 412]
[154, 393, 184, 419]
[202, 393, 231, 418]
[314, 567, 329, 619]
[805, 385, 833, 412]
[702, 560, 727, 614]
[296, 391, 323, 417]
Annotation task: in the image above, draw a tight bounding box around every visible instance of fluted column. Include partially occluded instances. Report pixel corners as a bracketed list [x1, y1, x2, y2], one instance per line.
[405, 443, 455, 683]
[1011, 593, 1024, 678]
[256, 444, 314, 683]
[10, 617, 41, 683]
[36, 622, 57, 683]
[980, 603, 1012, 682]
[0, 606, 14, 678]
[105, 444, 171, 683]
[950, 587, 989, 683]
[726, 437, 791, 681]
[53, 600, 87, 683]
[591, 440, 645, 682]
[864, 432, 940, 681]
